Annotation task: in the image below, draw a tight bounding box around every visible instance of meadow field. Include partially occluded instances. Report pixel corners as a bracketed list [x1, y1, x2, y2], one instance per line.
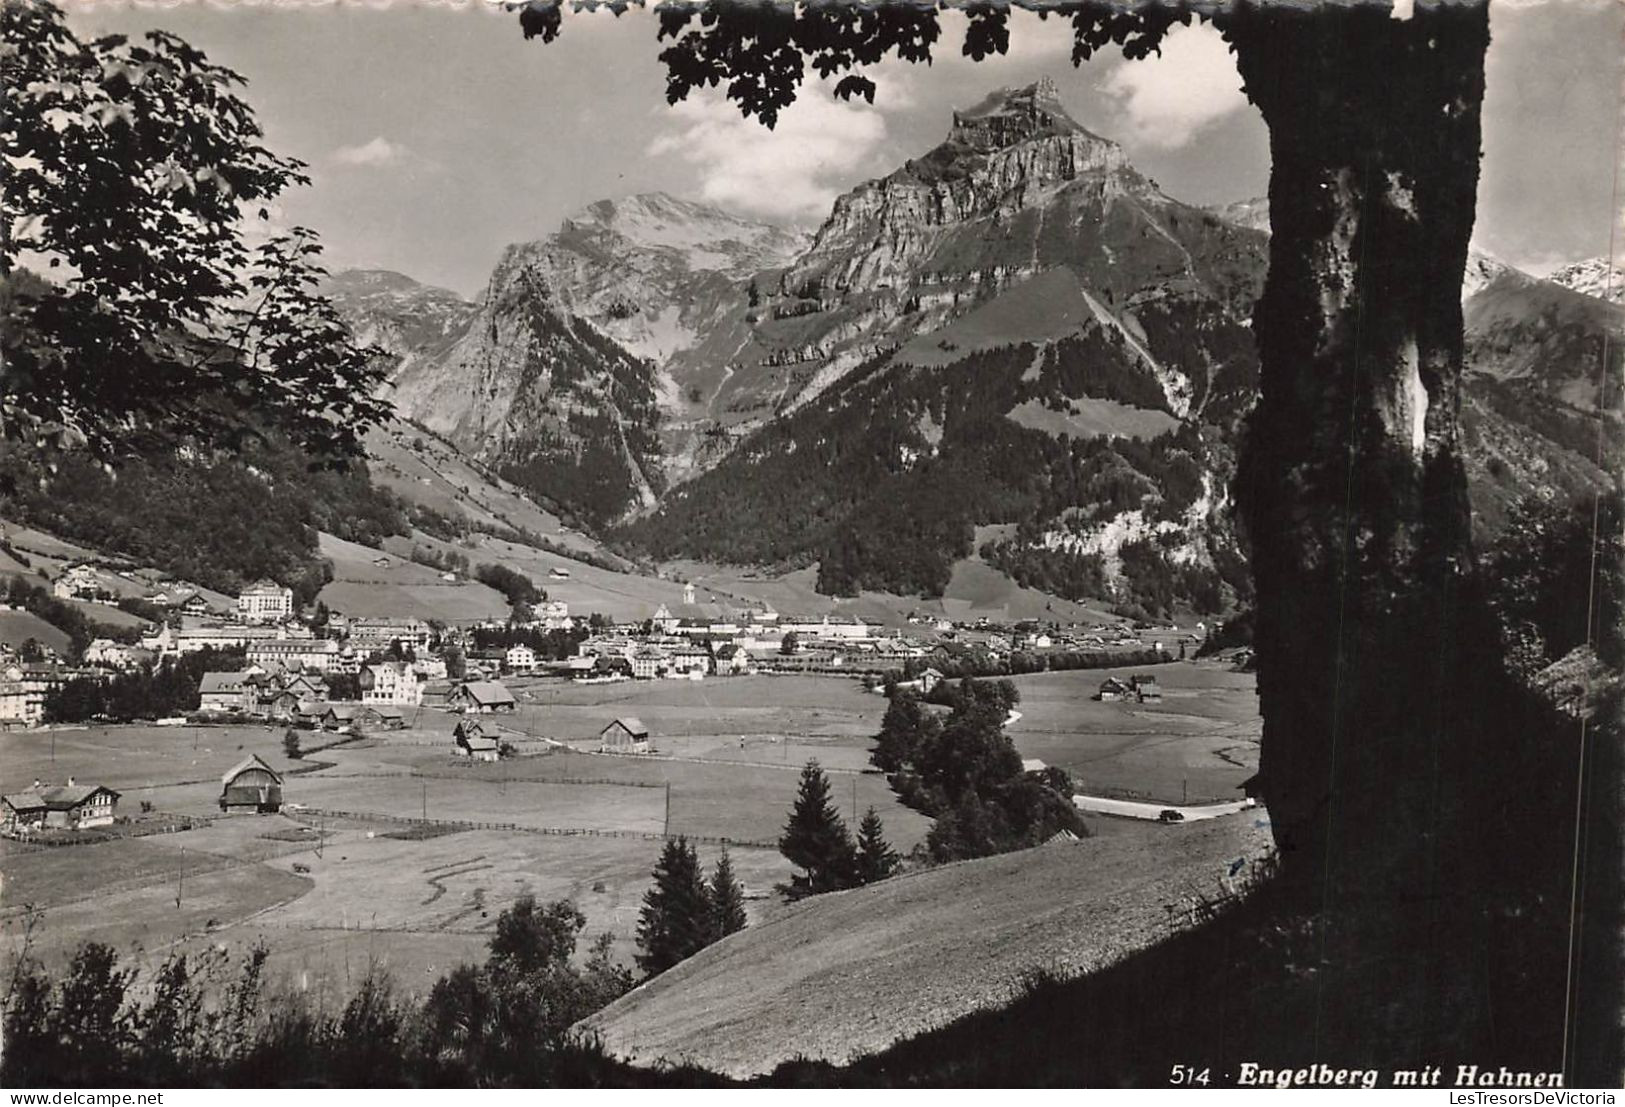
[1, 664, 1257, 999]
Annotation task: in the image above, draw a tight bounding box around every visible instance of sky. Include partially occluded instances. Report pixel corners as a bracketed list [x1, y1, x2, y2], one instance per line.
[67, 0, 1624, 298]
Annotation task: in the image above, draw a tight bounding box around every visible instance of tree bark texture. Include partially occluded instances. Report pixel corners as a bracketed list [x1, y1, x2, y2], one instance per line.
[1226, 0, 1491, 902]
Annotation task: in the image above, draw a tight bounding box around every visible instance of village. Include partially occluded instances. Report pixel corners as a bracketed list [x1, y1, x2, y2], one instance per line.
[0, 546, 1258, 1000]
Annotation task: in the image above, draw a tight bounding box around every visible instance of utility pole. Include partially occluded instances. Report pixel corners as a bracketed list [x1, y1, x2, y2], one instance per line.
[1183, 778, 1188, 806]
[664, 781, 671, 838]
[422, 780, 427, 822]
[851, 776, 857, 827]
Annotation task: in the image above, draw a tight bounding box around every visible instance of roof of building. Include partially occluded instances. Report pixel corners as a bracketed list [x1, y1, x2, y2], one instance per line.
[460, 681, 515, 705]
[4, 782, 119, 811]
[221, 754, 281, 787]
[461, 735, 500, 751]
[199, 671, 252, 694]
[603, 716, 649, 737]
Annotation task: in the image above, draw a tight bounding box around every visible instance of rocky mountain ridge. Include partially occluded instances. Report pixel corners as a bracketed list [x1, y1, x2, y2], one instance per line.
[329, 79, 1619, 607]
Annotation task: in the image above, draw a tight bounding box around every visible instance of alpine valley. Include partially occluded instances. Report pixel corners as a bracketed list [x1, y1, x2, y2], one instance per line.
[327, 80, 1622, 616]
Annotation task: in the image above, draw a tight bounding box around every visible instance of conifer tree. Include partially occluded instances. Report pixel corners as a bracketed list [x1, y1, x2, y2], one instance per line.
[634, 837, 713, 977]
[708, 845, 748, 940]
[854, 807, 900, 885]
[778, 760, 857, 897]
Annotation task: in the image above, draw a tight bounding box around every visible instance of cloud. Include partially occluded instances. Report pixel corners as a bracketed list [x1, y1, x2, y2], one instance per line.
[647, 90, 891, 222]
[332, 136, 409, 167]
[1100, 23, 1248, 149]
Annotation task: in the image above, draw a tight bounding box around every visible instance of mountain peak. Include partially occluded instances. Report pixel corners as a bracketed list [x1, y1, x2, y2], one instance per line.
[949, 77, 1091, 150]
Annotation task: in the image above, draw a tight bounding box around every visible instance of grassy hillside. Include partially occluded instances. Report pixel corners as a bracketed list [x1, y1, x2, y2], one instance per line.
[582, 813, 1273, 1077]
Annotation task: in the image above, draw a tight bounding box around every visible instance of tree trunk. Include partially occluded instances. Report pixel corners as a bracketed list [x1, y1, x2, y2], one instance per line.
[1223, 1, 1491, 903]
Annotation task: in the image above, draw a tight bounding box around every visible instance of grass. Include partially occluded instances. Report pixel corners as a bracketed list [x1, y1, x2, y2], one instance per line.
[1, 665, 1259, 1024]
[583, 812, 1274, 1078]
[1005, 662, 1260, 804]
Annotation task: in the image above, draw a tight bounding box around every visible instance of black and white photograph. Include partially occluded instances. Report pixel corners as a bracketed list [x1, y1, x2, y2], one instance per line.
[0, 0, 1620, 1092]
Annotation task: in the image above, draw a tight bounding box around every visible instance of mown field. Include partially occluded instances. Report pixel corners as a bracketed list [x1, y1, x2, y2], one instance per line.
[1006, 663, 1260, 805]
[1, 666, 1257, 1000]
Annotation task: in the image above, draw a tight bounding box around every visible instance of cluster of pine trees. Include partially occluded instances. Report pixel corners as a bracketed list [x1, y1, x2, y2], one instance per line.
[778, 761, 900, 898]
[634, 840, 748, 976]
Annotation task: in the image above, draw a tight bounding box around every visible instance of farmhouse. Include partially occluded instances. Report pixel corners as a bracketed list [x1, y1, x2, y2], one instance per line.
[319, 704, 363, 731]
[453, 719, 500, 761]
[505, 645, 537, 673]
[453, 681, 517, 714]
[1130, 674, 1163, 703]
[1096, 676, 1131, 702]
[599, 717, 651, 754]
[219, 754, 283, 814]
[237, 579, 294, 623]
[3, 780, 119, 831]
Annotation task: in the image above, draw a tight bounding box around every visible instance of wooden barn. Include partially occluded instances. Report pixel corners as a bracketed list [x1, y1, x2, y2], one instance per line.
[599, 717, 651, 754]
[453, 681, 517, 714]
[453, 719, 500, 761]
[219, 754, 283, 814]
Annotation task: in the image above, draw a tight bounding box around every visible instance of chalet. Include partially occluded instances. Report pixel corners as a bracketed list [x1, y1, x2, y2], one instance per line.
[652, 604, 679, 634]
[505, 645, 537, 673]
[373, 706, 407, 730]
[320, 703, 360, 731]
[1096, 676, 1132, 702]
[1130, 674, 1163, 703]
[219, 754, 283, 814]
[453, 719, 499, 761]
[599, 717, 650, 754]
[199, 671, 255, 714]
[237, 580, 294, 624]
[360, 662, 422, 706]
[453, 681, 517, 714]
[265, 689, 306, 721]
[3, 780, 119, 831]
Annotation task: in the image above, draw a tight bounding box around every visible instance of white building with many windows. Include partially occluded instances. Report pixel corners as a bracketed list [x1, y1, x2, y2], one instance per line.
[360, 661, 423, 706]
[237, 580, 294, 623]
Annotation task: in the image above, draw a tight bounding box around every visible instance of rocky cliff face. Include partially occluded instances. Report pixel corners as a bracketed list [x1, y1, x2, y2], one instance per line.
[329, 259, 665, 528]
[715, 79, 1263, 429]
[331, 78, 1618, 604]
[1547, 256, 1624, 305]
